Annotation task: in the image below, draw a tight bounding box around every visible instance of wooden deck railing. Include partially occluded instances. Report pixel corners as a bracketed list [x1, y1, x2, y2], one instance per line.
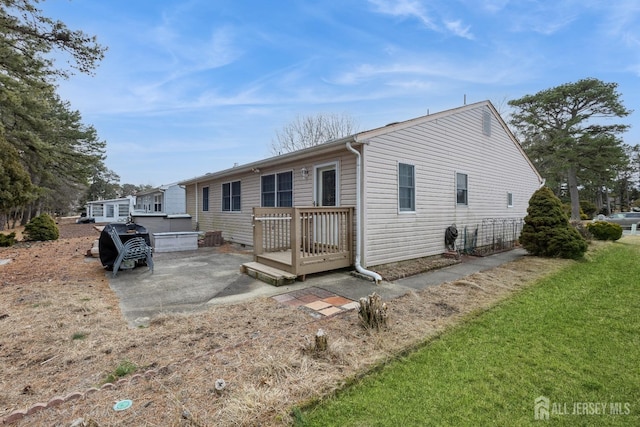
[252, 207, 354, 277]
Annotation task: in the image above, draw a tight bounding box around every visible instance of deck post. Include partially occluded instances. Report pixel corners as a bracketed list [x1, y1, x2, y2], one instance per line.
[291, 207, 300, 271]
[252, 208, 263, 258]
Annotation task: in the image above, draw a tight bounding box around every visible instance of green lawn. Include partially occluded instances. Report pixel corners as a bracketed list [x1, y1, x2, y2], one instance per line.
[298, 239, 640, 426]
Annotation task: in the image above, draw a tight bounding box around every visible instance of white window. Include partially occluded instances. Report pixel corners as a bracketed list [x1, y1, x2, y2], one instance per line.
[507, 192, 513, 208]
[261, 171, 293, 207]
[154, 194, 162, 212]
[93, 204, 104, 216]
[456, 173, 468, 205]
[118, 203, 129, 216]
[106, 204, 115, 218]
[222, 181, 241, 212]
[398, 163, 415, 212]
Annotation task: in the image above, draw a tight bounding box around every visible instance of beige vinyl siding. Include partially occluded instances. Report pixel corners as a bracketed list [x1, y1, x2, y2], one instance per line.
[362, 104, 540, 267]
[189, 174, 257, 245]
[183, 151, 357, 246]
[185, 184, 197, 228]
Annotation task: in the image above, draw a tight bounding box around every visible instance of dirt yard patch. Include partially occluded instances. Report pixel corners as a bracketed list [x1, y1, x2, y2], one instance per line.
[1, 219, 580, 426]
[373, 255, 460, 281]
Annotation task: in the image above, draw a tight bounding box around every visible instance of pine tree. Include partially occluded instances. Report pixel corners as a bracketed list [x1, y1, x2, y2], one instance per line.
[0, 134, 36, 229]
[509, 78, 630, 220]
[1, 0, 107, 219]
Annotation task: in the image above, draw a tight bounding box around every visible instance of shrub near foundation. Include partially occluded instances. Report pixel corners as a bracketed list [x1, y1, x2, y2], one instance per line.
[520, 187, 587, 259]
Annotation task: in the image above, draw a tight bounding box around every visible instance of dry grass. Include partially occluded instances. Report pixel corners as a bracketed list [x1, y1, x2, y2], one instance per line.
[0, 220, 580, 426]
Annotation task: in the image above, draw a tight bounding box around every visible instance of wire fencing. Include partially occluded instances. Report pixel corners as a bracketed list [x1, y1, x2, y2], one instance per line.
[455, 217, 524, 256]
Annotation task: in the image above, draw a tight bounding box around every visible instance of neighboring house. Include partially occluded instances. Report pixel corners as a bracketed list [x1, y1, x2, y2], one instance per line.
[85, 196, 135, 223]
[179, 101, 543, 276]
[134, 183, 186, 215]
[131, 183, 191, 238]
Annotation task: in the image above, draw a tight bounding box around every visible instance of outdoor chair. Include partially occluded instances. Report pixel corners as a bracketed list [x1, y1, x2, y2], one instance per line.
[107, 227, 154, 277]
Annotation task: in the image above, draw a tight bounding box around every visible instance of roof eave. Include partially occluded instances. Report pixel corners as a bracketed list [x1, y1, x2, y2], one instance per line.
[178, 135, 356, 185]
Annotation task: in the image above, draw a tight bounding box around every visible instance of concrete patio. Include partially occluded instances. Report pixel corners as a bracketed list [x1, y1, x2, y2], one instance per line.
[107, 245, 527, 327]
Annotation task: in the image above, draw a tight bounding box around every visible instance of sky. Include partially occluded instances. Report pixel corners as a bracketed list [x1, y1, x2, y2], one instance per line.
[39, 0, 640, 187]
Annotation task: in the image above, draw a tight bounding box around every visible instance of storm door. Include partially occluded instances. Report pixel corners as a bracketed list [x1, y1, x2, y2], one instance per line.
[315, 165, 337, 206]
[313, 163, 339, 247]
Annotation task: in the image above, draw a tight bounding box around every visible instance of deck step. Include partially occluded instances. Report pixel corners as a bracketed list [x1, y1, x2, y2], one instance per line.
[241, 261, 297, 287]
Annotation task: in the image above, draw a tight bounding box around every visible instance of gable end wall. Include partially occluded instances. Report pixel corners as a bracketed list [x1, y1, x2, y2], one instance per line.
[361, 104, 541, 267]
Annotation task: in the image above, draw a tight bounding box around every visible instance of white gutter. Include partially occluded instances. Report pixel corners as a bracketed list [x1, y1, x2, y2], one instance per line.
[346, 140, 382, 284]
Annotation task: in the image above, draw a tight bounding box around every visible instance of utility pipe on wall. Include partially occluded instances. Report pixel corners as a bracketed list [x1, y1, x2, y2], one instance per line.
[346, 140, 382, 284]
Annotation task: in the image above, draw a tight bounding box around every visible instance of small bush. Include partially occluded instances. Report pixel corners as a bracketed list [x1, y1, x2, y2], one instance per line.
[0, 232, 17, 247]
[586, 221, 623, 241]
[546, 227, 589, 260]
[521, 187, 587, 259]
[23, 214, 59, 241]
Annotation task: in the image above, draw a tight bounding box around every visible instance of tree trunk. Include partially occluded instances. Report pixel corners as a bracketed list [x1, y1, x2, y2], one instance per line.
[625, 180, 630, 211]
[567, 166, 581, 220]
[11, 209, 23, 228]
[595, 188, 603, 212]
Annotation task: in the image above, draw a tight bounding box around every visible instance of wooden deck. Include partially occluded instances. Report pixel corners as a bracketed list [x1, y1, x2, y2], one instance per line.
[250, 207, 354, 279]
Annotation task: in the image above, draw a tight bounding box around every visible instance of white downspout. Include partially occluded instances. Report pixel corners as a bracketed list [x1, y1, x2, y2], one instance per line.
[346, 140, 382, 284]
[195, 181, 199, 230]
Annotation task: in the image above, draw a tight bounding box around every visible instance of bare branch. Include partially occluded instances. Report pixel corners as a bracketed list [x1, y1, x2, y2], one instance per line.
[270, 113, 359, 155]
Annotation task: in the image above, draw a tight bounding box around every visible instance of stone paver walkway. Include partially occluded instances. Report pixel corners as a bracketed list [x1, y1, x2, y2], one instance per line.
[271, 286, 359, 318]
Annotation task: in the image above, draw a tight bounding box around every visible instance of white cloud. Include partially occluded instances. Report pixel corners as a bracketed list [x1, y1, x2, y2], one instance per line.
[444, 20, 474, 40]
[368, 0, 473, 39]
[330, 56, 532, 87]
[331, 63, 427, 85]
[500, 1, 578, 35]
[368, 0, 438, 30]
[530, 16, 577, 36]
[602, 0, 640, 47]
[144, 23, 242, 80]
[479, 0, 511, 14]
[385, 79, 436, 90]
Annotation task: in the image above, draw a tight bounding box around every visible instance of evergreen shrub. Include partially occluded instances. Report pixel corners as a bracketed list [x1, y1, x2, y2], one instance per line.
[0, 232, 17, 247]
[520, 187, 587, 259]
[586, 221, 623, 241]
[24, 214, 59, 241]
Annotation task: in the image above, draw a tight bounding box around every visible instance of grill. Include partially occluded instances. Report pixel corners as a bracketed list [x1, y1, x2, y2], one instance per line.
[98, 223, 151, 269]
